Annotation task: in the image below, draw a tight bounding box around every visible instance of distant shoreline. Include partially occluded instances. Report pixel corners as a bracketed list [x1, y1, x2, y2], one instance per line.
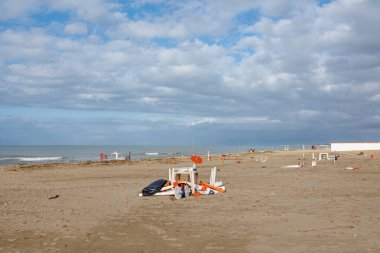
[0, 148, 333, 170]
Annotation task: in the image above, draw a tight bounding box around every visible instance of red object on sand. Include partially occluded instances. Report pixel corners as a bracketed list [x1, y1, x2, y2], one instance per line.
[191, 155, 203, 164]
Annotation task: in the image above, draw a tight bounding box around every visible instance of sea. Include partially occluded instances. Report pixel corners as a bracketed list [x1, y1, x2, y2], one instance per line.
[0, 144, 308, 166]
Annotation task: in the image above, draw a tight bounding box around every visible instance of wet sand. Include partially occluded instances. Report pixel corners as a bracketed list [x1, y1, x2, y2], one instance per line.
[1, 150, 379, 252]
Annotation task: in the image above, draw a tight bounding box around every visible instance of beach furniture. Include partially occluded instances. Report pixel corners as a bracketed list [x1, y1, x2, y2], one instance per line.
[199, 181, 225, 193]
[210, 167, 217, 185]
[125, 151, 131, 162]
[169, 166, 199, 194]
[318, 153, 328, 160]
[139, 156, 226, 199]
[111, 151, 125, 160]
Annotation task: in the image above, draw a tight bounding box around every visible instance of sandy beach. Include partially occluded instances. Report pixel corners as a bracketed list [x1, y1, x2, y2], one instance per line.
[0, 150, 379, 253]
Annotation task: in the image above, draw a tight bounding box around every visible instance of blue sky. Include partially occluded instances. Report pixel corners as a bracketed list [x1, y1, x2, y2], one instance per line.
[0, 0, 379, 145]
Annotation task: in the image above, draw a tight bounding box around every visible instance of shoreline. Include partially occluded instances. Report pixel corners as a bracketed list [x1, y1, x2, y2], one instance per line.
[0, 149, 316, 171]
[0, 144, 328, 167]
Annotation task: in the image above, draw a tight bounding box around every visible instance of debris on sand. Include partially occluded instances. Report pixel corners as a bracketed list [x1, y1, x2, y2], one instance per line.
[138, 156, 226, 200]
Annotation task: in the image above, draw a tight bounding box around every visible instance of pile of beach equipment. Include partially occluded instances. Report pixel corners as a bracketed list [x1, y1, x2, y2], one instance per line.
[138, 156, 226, 200]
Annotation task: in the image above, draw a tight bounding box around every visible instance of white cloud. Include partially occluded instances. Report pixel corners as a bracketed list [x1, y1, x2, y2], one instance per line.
[187, 118, 216, 126]
[0, 0, 42, 20]
[298, 110, 321, 119]
[370, 94, 380, 103]
[153, 86, 178, 95]
[184, 116, 280, 127]
[64, 22, 88, 35]
[77, 93, 114, 102]
[1, 0, 380, 144]
[140, 97, 159, 105]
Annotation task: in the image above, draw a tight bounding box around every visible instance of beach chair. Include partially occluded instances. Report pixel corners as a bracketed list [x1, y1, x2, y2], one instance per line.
[169, 165, 199, 194]
[125, 151, 131, 162]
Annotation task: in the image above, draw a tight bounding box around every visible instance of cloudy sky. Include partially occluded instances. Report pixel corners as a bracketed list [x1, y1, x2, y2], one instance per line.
[0, 0, 379, 145]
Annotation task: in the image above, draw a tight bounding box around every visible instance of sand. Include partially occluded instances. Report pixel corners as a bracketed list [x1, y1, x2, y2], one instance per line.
[0, 150, 379, 253]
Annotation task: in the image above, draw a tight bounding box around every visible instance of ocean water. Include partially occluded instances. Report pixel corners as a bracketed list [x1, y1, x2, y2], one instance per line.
[0, 144, 307, 166]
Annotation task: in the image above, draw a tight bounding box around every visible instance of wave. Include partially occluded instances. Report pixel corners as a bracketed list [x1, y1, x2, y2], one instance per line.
[145, 152, 159, 156]
[17, 157, 63, 162]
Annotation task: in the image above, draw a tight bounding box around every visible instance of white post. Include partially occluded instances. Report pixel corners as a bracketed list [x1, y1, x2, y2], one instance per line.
[190, 172, 195, 194]
[210, 167, 216, 185]
[207, 151, 210, 161]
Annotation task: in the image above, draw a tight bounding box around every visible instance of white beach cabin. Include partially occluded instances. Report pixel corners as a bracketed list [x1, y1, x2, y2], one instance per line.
[331, 142, 380, 152]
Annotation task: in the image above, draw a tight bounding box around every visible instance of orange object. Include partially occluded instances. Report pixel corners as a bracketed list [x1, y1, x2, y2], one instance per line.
[192, 192, 202, 197]
[173, 179, 186, 188]
[199, 181, 225, 193]
[191, 155, 203, 164]
[221, 154, 225, 166]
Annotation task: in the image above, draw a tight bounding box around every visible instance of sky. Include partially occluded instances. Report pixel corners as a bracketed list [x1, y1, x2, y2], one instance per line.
[0, 0, 379, 146]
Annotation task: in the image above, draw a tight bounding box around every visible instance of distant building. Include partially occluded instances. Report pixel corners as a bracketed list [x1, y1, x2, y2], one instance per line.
[331, 142, 380, 152]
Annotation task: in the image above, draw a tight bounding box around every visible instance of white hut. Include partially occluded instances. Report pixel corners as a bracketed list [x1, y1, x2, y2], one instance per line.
[331, 142, 380, 152]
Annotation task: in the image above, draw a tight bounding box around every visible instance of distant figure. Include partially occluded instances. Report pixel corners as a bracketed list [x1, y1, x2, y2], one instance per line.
[249, 148, 256, 153]
[312, 145, 317, 150]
